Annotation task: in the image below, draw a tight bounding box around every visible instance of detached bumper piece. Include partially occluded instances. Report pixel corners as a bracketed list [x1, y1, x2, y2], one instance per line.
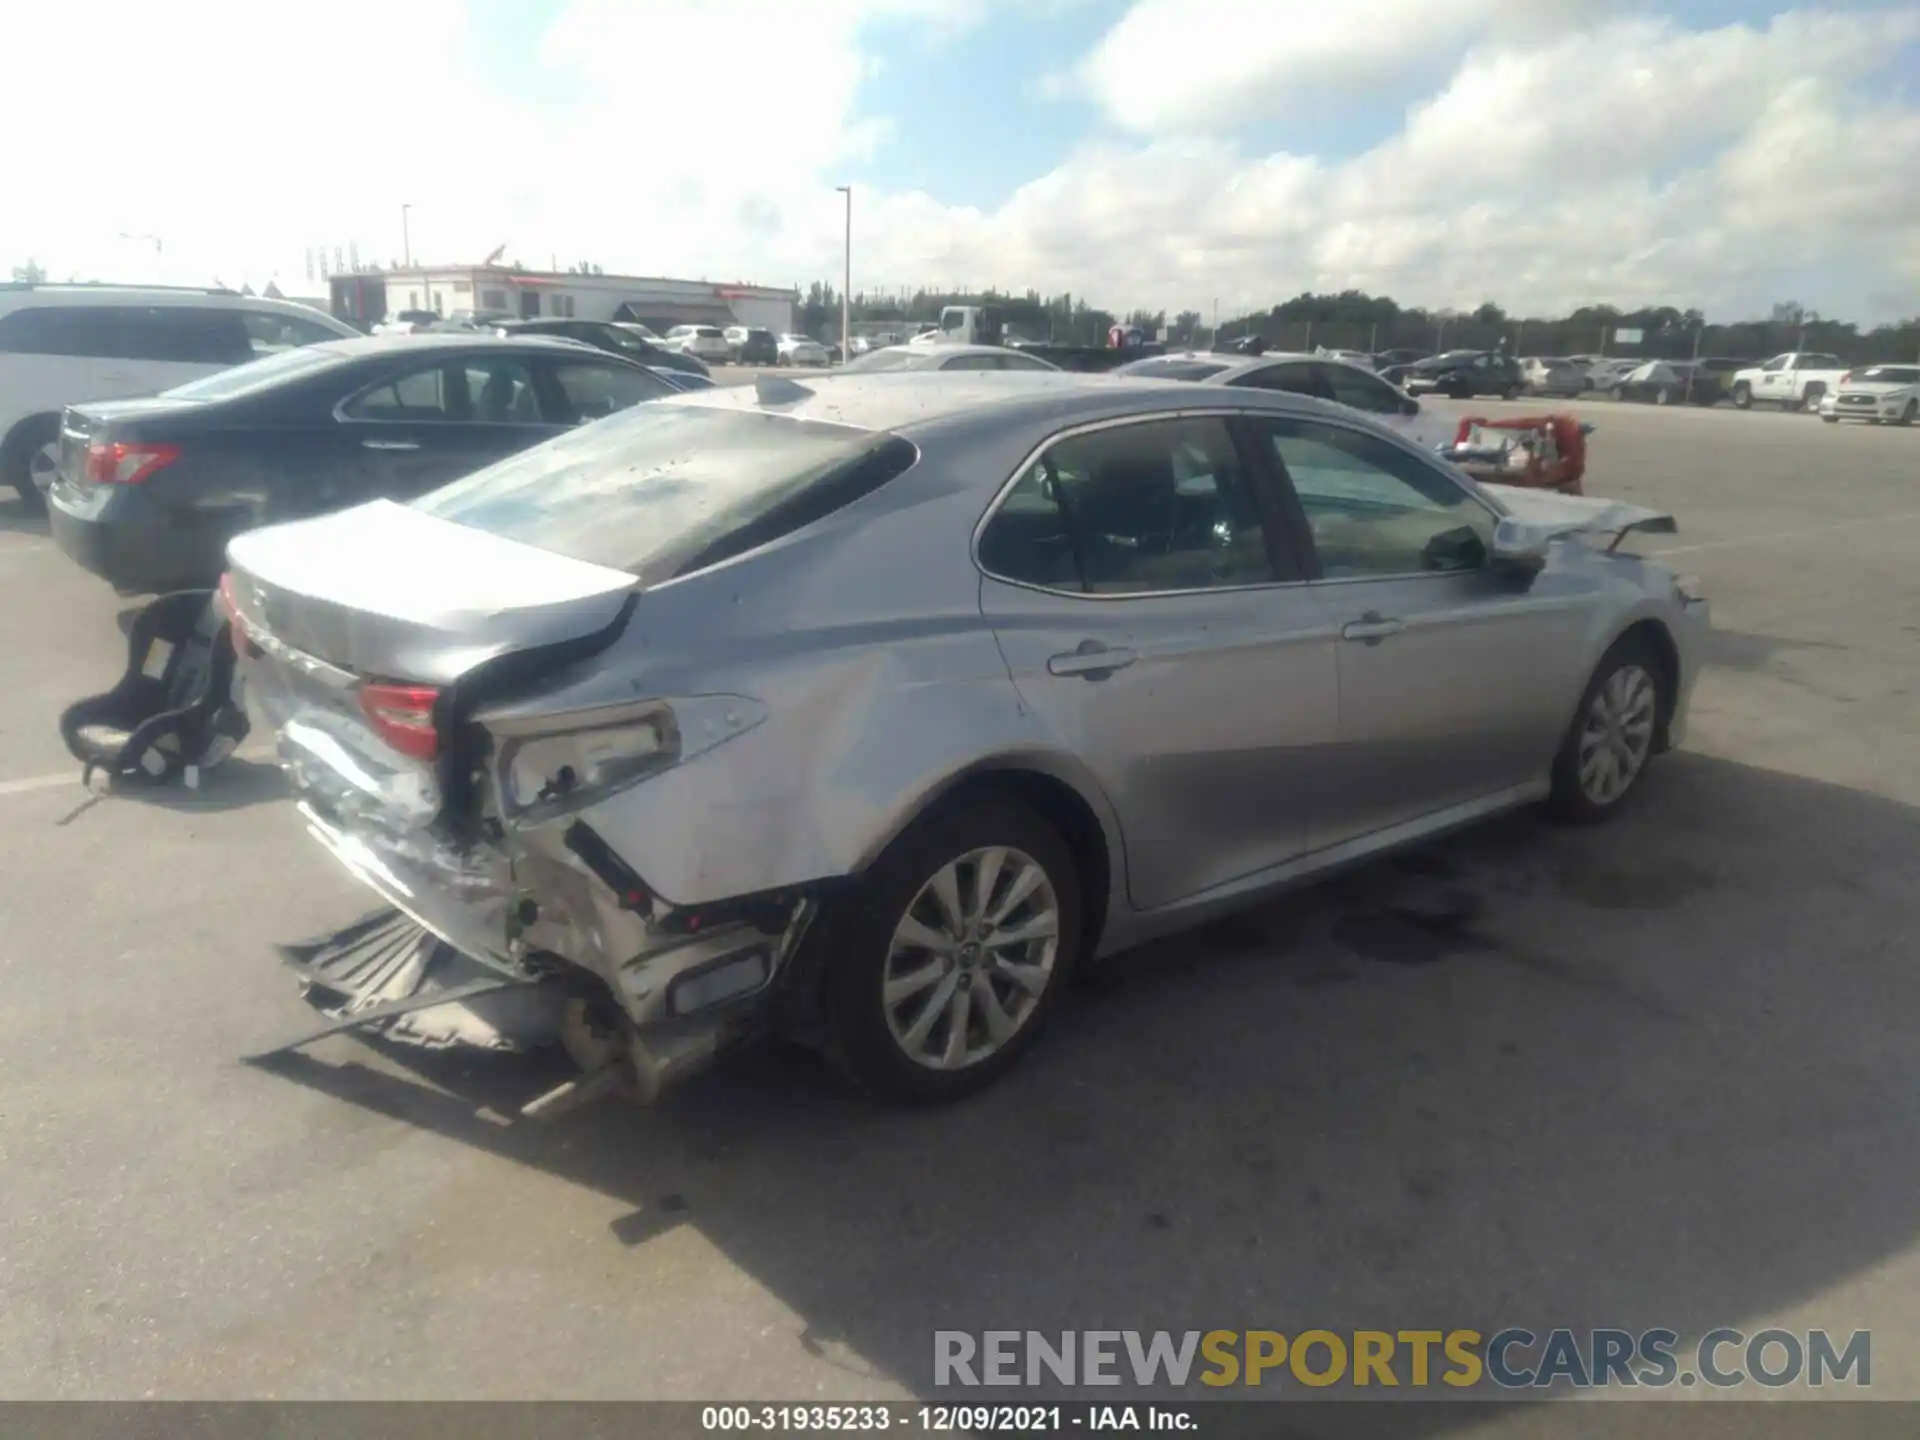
[269, 906, 567, 1054]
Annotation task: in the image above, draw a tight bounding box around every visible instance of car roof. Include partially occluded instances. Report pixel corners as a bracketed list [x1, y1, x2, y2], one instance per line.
[0, 284, 352, 327]
[1117, 351, 1354, 382]
[304, 333, 624, 361]
[657, 369, 1347, 438]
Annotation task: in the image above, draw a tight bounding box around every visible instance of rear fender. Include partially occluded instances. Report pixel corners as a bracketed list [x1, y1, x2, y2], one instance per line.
[529, 632, 1121, 911]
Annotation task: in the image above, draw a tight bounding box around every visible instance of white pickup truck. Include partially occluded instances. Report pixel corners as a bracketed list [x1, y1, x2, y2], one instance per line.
[1729, 352, 1851, 412]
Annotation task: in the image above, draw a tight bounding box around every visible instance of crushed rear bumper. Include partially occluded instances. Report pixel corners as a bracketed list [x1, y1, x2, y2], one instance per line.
[295, 796, 815, 1094]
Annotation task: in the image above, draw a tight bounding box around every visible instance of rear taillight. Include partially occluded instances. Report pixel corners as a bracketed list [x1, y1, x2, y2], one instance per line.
[1840, 371, 1854, 385]
[358, 682, 442, 761]
[86, 440, 181, 485]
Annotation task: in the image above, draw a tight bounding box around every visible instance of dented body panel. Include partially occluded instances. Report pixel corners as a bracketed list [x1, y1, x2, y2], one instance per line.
[231, 372, 1709, 1095]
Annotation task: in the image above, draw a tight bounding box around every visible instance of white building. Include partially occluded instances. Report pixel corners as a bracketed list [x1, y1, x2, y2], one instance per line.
[330, 265, 796, 334]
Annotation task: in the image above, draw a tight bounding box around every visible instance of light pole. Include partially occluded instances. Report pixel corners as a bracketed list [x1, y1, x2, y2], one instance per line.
[401, 204, 413, 268]
[834, 186, 852, 362]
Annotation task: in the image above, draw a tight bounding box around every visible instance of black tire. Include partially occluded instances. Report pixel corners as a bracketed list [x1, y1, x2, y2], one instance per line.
[1822, 414, 1841, 424]
[2, 414, 59, 511]
[1797, 384, 1824, 414]
[819, 794, 1083, 1104]
[1899, 400, 1918, 427]
[1501, 384, 1521, 401]
[1548, 634, 1667, 824]
[1655, 386, 1672, 405]
[1731, 382, 1752, 410]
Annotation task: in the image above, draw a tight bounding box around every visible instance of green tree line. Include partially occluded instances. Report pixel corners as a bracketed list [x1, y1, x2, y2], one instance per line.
[796, 280, 1920, 364]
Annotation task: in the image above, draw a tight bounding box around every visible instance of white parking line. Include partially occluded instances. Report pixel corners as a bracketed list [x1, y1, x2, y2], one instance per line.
[1652, 510, 1920, 557]
[0, 771, 85, 798]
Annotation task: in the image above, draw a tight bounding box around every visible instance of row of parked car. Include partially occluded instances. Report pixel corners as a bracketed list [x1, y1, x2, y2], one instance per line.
[1283, 343, 1920, 422]
[12, 274, 1713, 1111]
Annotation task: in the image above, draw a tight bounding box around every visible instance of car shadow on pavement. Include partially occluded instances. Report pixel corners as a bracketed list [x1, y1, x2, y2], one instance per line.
[77, 758, 290, 817]
[255, 750, 1920, 1425]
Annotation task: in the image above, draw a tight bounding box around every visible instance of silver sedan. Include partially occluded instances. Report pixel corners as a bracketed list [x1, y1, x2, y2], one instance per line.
[227, 372, 1709, 1105]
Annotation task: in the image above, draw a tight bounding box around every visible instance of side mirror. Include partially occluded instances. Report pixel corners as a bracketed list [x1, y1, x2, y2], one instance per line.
[1490, 520, 1549, 583]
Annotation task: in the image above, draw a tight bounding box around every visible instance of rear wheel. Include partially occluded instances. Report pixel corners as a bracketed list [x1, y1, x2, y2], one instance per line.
[1655, 386, 1673, 405]
[820, 795, 1082, 1104]
[1731, 381, 1752, 409]
[1797, 384, 1825, 413]
[2, 414, 59, 511]
[1501, 383, 1521, 400]
[1549, 637, 1666, 823]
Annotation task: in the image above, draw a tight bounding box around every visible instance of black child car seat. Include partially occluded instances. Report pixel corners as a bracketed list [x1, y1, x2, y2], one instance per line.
[59, 589, 250, 786]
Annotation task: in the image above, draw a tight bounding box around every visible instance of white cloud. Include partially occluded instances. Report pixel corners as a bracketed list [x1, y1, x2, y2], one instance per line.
[2, 2, 1917, 324]
[845, 6, 1920, 321]
[1072, 0, 1599, 135]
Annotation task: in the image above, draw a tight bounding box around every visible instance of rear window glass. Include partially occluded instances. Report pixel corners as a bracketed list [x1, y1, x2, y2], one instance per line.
[161, 344, 350, 401]
[1858, 366, 1919, 384]
[415, 403, 918, 581]
[1118, 358, 1230, 381]
[841, 347, 925, 373]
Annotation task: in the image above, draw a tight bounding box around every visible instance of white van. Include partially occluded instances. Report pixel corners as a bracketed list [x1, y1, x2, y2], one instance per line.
[0, 284, 358, 507]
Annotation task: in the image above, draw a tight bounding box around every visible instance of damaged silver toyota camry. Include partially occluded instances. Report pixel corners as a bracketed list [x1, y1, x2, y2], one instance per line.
[226, 372, 1709, 1105]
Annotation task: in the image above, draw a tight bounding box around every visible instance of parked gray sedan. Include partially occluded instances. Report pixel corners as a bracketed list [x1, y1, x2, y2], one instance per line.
[226, 372, 1709, 1105]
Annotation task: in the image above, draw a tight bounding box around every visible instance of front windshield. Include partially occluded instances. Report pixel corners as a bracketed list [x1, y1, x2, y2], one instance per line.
[161, 344, 350, 402]
[416, 402, 913, 581]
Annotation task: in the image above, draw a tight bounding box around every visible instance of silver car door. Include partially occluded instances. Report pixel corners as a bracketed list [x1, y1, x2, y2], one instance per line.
[1250, 414, 1598, 851]
[977, 413, 1339, 912]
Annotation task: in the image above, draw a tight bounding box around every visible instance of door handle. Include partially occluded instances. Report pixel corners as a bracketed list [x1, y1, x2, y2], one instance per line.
[361, 438, 420, 451]
[1047, 641, 1138, 680]
[1341, 612, 1405, 644]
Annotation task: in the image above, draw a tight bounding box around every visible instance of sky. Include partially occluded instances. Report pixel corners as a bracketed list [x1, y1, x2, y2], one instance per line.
[5, 0, 1919, 325]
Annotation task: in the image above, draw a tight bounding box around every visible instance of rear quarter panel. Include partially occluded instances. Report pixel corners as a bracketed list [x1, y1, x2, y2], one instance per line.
[477, 437, 1129, 909]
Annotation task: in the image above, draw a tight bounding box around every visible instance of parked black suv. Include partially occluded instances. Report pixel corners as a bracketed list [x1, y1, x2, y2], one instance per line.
[1380, 349, 1525, 399]
[493, 318, 711, 377]
[727, 327, 780, 365]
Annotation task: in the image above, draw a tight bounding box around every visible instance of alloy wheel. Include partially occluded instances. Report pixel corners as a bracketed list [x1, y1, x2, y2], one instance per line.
[1577, 664, 1657, 807]
[882, 845, 1061, 1070]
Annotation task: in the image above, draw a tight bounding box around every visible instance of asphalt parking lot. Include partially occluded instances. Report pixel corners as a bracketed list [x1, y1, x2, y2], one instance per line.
[1, 395, 1917, 1426]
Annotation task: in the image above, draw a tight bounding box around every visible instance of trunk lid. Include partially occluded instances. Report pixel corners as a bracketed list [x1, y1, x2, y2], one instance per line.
[225, 499, 637, 686]
[228, 500, 639, 835]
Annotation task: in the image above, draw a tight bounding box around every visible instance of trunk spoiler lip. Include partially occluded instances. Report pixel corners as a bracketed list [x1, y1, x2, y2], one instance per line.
[1480, 482, 1678, 554]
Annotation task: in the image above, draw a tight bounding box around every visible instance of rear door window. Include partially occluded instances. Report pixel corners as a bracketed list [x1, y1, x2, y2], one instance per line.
[121, 307, 254, 364]
[978, 417, 1280, 594]
[1317, 363, 1404, 415]
[0, 304, 249, 363]
[347, 358, 542, 422]
[549, 361, 671, 422]
[1235, 361, 1326, 398]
